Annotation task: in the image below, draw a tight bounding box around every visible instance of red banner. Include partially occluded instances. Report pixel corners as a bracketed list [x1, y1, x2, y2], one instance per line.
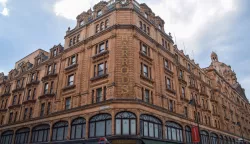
[192, 126, 200, 143]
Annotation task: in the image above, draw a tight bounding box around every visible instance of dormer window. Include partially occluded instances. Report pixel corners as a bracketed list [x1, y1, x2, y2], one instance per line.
[159, 25, 162, 30]
[53, 49, 57, 57]
[37, 58, 41, 65]
[97, 10, 102, 17]
[80, 20, 85, 26]
[144, 13, 148, 19]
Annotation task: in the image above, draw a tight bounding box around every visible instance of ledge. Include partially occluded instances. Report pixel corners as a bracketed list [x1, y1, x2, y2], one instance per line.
[90, 74, 109, 82]
[42, 73, 58, 81]
[26, 80, 40, 87]
[12, 87, 25, 93]
[1, 93, 11, 97]
[39, 93, 56, 100]
[65, 64, 78, 71]
[8, 104, 21, 109]
[62, 85, 76, 92]
[92, 50, 109, 60]
[140, 75, 154, 84]
[22, 99, 36, 105]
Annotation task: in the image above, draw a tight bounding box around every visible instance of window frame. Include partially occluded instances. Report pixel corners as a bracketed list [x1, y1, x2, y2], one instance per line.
[68, 74, 74, 86]
[140, 114, 162, 139]
[65, 97, 71, 110]
[31, 124, 50, 143]
[115, 111, 137, 136]
[89, 113, 112, 138]
[166, 121, 183, 142]
[71, 117, 86, 140]
[14, 128, 30, 144]
[52, 121, 69, 141]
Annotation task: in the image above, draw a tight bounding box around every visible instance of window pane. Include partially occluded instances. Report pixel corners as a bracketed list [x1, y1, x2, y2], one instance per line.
[76, 125, 82, 139]
[116, 119, 121, 135]
[106, 120, 112, 136]
[71, 126, 75, 139]
[154, 124, 159, 138]
[149, 123, 154, 137]
[57, 127, 64, 140]
[89, 123, 95, 137]
[82, 124, 86, 138]
[64, 127, 68, 140]
[122, 119, 129, 135]
[131, 119, 136, 135]
[144, 121, 148, 136]
[172, 128, 176, 140]
[52, 129, 56, 141]
[96, 121, 105, 136]
[167, 127, 171, 140]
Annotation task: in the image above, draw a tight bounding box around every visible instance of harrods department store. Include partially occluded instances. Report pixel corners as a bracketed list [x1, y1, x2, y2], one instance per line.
[0, 0, 250, 144]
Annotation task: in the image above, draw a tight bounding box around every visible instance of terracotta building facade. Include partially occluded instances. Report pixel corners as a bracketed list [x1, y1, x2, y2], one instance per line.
[0, 0, 250, 144]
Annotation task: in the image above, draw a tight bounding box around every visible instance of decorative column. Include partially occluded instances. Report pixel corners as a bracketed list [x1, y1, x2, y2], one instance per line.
[49, 122, 53, 142]
[67, 118, 71, 140]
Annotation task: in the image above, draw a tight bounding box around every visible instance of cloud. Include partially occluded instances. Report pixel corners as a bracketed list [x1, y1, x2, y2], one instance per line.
[54, 0, 100, 20]
[1, 7, 9, 16]
[0, 0, 9, 16]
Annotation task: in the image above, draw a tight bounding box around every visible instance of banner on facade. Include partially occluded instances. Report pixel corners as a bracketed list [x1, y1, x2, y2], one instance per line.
[191, 126, 200, 143]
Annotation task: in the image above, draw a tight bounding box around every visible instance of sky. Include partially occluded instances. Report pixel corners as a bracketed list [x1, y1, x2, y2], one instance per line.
[0, 0, 250, 100]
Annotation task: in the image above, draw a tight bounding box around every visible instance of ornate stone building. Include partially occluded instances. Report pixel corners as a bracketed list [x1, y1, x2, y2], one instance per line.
[0, 0, 249, 144]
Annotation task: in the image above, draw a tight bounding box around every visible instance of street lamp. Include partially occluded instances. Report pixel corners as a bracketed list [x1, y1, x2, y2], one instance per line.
[189, 98, 201, 143]
[237, 122, 245, 144]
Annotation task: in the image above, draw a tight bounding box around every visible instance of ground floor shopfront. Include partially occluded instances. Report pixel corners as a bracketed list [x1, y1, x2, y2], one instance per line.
[0, 101, 249, 144]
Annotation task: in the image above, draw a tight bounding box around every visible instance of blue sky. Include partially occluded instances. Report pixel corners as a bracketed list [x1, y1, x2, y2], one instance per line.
[0, 0, 250, 100]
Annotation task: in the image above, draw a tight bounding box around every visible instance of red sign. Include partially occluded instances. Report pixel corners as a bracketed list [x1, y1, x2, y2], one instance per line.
[98, 137, 110, 144]
[192, 126, 200, 143]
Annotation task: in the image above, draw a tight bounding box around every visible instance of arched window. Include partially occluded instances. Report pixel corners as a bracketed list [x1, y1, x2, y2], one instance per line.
[71, 117, 86, 140]
[185, 126, 192, 143]
[105, 19, 109, 29]
[100, 22, 104, 31]
[52, 121, 68, 141]
[232, 138, 236, 144]
[0, 130, 13, 144]
[115, 111, 136, 135]
[211, 133, 219, 144]
[89, 113, 111, 138]
[229, 137, 232, 144]
[200, 130, 209, 144]
[31, 124, 50, 143]
[219, 135, 224, 144]
[140, 114, 162, 139]
[15, 128, 30, 144]
[96, 24, 100, 33]
[166, 122, 183, 142]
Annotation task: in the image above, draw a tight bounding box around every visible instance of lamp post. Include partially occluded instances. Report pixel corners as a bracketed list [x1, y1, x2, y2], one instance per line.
[189, 98, 201, 144]
[237, 122, 245, 144]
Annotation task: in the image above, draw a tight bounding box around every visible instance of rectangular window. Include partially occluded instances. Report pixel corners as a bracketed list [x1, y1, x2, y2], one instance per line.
[17, 80, 21, 88]
[14, 112, 17, 122]
[139, 21, 142, 29]
[29, 108, 33, 119]
[71, 55, 76, 65]
[165, 60, 170, 69]
[31, 73, 35, 81]
[65, 97, 71, 110]
[24, 108, 28, 120]
[169, 100, 173, 112]
[50, 81, 54, 94]
[27, 89, 31, 100]
[53, 64, 57, 74]
[187, 64, 191, 71]
[98, 42, 105, 53]
[33, 88, 36, 99]
[53, 49, 57, 57]
[143, 64, 148, 77]
[68, 74, 74, 86]
[47, 102, 51, 115]
[167, 78, 171, 89]
[181, 87, 185, 98]
[9, 112, 13, 123]
[98, 63, 104, 76]
[44, 83, 49, 94]
[184, 107, 188, 117]
[96, 88, 102, 103]
[179, 70, 183, 78]
[47, 65, 52, 75]
[12, 95, 17, 105]
[1, 115, 4, 125]
[40, 103, 45, 117]
[144, 89, 150, 103]
[141, 44, 148, 55]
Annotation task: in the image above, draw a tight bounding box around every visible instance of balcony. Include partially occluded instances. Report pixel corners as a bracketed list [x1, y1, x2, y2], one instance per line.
[178, 77, 187, 85]
[166, 87, 176, 95]
[39, 92, 56, 100]
[92, 50, 109, 60]
[12, 87, 24, 93]
[42, 72, 58, 82]
[26, 80, 40, 87]
[22, 99, 36, 105]
[65, 63, 78, 72]
[62, 84, 76, 92]
[1, 92, 11, 97]
[139, 51, 153, 62]
[200, 91, 209, 98]
[8, 104, 21, 109]
[90, 74, 109, 82]
[164, 67, 174, 75]
[140, 74, 154, 84]
[188, 84, 199, 92]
